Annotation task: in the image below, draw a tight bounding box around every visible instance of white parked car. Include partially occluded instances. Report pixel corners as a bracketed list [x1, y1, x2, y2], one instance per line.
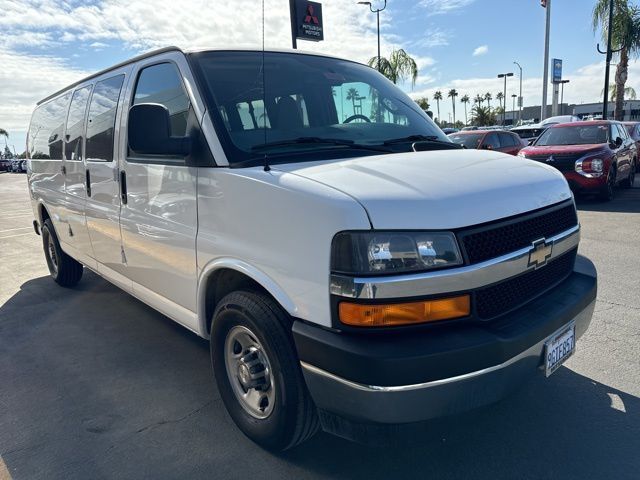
[27, 47, 596, 449]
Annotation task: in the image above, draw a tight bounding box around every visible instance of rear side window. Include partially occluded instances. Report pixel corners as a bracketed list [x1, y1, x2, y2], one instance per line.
[86, 75, 125, 162]
[133, 63, 190, 137]
[28, 93, 70, 159]
[65, 85, 92, 161]
[483, 133, 500, 149]
[498, 132, 513, 147]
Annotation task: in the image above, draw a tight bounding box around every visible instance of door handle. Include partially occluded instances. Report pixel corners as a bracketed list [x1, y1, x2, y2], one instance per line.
[86, 169, 91, 197]
[61, 164, 66, 175]
[120, 170, 128, 205]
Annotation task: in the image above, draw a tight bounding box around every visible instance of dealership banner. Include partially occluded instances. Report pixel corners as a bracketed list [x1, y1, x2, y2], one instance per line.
[295, 0, 324, 41]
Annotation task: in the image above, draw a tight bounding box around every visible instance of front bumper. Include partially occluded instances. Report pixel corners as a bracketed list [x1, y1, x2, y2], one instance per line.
[564, 171, 607, 192]
[293, 255, 596, 428]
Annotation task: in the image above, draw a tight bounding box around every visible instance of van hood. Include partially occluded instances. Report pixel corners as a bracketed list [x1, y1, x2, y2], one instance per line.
[274, 150, 572, 230]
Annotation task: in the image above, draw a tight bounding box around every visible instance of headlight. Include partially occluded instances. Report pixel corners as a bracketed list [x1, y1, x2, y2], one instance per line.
[575, 157, 604, 177]
[517, 151, 527, 158]
[331, 231, 463, 275]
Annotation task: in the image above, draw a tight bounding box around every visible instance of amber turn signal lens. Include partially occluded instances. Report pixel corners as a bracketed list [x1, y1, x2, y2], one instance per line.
[339, 295, 470, 327]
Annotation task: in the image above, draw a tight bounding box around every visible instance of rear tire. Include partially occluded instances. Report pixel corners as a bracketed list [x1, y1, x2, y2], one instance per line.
[211, 291, 319, 451]
[622, 160, 636, 188]
[41, 219, 83, 287]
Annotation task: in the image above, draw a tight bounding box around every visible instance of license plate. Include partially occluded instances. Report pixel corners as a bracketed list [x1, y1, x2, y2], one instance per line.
[544, 323, 575, 377]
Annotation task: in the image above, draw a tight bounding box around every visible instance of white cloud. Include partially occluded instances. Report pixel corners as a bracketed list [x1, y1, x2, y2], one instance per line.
[420, 0, 475, 16]
[89, 42, 109, 49]
[472, 45, 488, 56]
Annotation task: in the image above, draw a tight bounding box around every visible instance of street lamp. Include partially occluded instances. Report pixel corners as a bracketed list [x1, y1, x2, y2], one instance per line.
[511, 94, 517, 125]
[513, 61, 523, 125]
[358, 1, 387, 71]
[559, 79, 570, 115]
[498, 72, 514, 125]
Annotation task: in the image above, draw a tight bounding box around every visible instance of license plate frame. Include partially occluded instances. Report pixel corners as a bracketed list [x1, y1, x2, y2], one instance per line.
[544, 323, 576, 377]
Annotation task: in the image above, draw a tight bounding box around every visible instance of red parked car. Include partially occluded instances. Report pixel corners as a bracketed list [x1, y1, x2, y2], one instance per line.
[518, 121, 637, 201]
[623, 121, 640, 150]
[448, 130, 525, 156]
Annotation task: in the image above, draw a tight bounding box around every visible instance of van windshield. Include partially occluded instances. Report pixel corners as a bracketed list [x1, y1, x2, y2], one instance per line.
[189, 51, 449, 166]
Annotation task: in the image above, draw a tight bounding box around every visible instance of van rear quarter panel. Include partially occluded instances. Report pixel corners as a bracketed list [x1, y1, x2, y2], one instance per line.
[29, 160, 67, 237]
[196, 167, 370, 330]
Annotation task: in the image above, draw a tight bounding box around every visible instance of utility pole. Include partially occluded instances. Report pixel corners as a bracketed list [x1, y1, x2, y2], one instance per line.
[598, 0, 615, 119]
[289, 0, 297, 49]
[559, 79, 570, 115]
[541, 0, 551, 121]
[358, 1, 387, 71]
[498, 72, 514, 125]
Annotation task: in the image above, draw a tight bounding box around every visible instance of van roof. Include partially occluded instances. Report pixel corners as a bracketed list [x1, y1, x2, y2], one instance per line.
[37, 46, 353, 106]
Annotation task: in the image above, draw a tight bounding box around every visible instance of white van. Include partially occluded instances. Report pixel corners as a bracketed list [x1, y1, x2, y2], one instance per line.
[27, 47, 597, 450]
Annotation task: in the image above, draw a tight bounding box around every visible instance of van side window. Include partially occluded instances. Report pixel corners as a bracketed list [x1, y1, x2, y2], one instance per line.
[65, 85, 92, 161]
[28, 93, 71, 159]
[132, 63, 190, 137]
[86, 75, 125, 162]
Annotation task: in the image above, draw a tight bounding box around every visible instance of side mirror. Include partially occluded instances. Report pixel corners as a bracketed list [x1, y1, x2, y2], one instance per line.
[128, 103, 191, 156]
[615, 136, 623, 147]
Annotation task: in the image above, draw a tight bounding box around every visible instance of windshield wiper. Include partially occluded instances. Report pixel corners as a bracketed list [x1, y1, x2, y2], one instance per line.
[251, 137, 391, 153]
[383, 134, 462, 149]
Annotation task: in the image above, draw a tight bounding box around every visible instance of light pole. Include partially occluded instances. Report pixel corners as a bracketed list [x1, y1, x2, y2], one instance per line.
[358, 1, 387, 71]
[513, 61, 523, 125]
[541, 0, 552, 121]
[559, 79, 570, 115]
[498, 72, 514, 125]
[511, 94, 517, 125]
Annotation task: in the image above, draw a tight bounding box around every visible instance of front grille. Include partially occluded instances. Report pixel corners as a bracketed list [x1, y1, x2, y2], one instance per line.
[459, 202, 578, 265]
[475, 249, 577, 320]
[525, 153, 583, 172]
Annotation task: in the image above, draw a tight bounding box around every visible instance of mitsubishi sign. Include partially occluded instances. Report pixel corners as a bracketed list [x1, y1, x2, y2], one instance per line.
[552, 58, 563, 83]
[295, 0, 324, 41]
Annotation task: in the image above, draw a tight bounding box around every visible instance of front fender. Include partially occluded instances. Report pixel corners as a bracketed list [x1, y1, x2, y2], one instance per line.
[197, 257, 298, 338]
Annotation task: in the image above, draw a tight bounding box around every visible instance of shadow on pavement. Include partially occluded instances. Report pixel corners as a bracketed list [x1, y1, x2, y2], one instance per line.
[576, 185, 640, 213]
[1, 272, 638, 479]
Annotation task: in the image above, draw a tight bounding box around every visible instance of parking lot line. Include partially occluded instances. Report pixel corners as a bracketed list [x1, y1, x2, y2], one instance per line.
[0, 228, 32, 233]
[0, 233, 33, 239]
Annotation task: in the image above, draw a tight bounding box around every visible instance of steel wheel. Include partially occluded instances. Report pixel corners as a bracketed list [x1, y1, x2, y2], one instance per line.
[46, 230, 58, 275]
[224, 325, 276, 419]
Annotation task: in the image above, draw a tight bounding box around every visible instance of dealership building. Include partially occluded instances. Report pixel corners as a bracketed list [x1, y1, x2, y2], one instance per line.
[503, 100, 640, 125]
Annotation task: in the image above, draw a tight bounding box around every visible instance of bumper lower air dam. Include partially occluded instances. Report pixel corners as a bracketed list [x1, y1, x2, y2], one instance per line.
[293, 255, 596, 439]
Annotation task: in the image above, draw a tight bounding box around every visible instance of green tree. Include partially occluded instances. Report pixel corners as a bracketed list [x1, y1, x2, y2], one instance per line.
[460, 94, 470, 125]
[474, 94, 484, 107]
[448, 89, 459, 125]
[593, 0, 640, 120]
[0, 128, 8, 140]
[368, 49, 418, 86]
[603, 84, 637, 100]
[484, 92, 493, 110]
[471, 105, 496, 127]
[414, 97, 430, 112]
[496, 91, 504, 111]
[433, 90, 443, 123]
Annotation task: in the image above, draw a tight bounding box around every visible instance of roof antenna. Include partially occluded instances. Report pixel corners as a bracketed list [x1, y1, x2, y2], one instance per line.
[262, 0, 270, 171]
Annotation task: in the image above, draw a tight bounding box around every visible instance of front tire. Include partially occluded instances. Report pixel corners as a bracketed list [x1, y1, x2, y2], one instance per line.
[211, 291, 319, 450]
[41, 219, 83, 287]
[598, 166, 616, 201]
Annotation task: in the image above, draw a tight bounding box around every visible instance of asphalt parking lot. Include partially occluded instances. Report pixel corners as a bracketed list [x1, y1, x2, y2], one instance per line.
[0, 171, 639, 479]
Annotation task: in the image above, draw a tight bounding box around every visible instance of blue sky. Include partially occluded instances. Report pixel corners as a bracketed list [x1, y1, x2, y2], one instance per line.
[0, 0, 633, 152]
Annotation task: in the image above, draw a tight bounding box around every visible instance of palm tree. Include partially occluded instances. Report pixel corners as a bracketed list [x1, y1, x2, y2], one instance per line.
[0, 128, 7, 140]
[474, 94, 484, 107]
[603, 84, 637, 100]
[433, 91, 443, 124]
[593, 0, 640, 120]
[471, 105, 497, 127]
[496, 91, 504, 111]
[346, 87, 360, 115]
[484, 92, 493, 110]
[368, 49, 418, 87]
[414, 97, 430, 112]
[460, 95, 470, 125]
[448, 89, 459, 125]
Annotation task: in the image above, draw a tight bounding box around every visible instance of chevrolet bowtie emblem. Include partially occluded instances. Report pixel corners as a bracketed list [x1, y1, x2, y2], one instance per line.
[528, 238, 553, 269]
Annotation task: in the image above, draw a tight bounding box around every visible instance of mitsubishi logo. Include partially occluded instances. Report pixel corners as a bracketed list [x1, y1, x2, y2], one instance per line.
[304, 4, 319, 24]
[546, 155, 555, 163]
[528, 238, 553, 269]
